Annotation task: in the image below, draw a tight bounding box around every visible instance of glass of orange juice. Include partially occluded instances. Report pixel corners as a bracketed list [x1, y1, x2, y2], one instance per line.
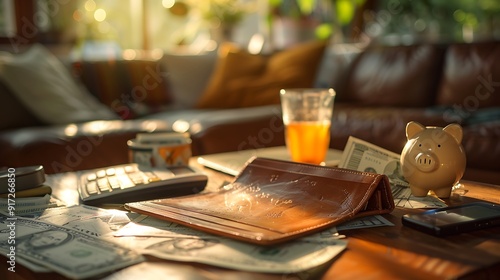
[280, 88, 336, 165]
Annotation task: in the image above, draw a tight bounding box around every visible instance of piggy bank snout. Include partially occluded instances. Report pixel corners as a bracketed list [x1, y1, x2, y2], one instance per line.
[414, 152, 438, 172]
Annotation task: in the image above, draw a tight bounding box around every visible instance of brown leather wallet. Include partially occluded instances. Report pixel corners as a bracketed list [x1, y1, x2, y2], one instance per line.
[127, 157, 395, 245]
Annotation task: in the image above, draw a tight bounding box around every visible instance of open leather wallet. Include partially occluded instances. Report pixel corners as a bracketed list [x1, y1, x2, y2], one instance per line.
[126, 157, 395, 245]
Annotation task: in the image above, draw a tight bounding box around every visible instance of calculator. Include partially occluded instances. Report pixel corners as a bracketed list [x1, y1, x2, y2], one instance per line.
[77, 164, 208, 205]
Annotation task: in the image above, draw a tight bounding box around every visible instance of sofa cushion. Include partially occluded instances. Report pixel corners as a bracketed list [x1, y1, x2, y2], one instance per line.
[314, 42, 367, 102]
[73, 59, 173, 119]
[196, 40, 327, 109]
[0, 44, 119, 125]
[436, 41, 500, 109]
[346, 44, 445, 107]
[161, 51, 217, 109]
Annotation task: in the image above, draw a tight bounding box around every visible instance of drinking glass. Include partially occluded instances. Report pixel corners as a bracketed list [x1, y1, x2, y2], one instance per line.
[280, 88, 336, 165]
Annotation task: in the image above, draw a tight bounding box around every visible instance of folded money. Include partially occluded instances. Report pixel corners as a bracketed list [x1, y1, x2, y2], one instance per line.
[0, 216, 144, 279]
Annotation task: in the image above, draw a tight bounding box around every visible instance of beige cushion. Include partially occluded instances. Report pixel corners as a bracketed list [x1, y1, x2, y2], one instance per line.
[0, 44, 118, 124]
[161, 51, 217, 109]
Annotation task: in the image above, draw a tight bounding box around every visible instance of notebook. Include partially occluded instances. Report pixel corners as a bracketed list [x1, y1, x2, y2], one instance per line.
[197, 146, 343, 176]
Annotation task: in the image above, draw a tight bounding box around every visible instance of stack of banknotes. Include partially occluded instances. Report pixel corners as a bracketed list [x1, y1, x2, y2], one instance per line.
[0, 203, 394, 278]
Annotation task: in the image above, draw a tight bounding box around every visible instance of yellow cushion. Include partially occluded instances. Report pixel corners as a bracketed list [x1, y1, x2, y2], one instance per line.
[196, 40, 327, 109]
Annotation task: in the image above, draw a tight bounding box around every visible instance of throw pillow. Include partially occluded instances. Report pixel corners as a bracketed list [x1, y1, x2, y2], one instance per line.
[196, 40, 328, 109]
[161, 50, 218, 109]
[0, 44, 119, 124]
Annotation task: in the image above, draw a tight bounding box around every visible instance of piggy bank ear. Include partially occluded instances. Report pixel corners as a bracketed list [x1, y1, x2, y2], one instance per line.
[443, 123, 463, 143]
[406, 121, 425, 140]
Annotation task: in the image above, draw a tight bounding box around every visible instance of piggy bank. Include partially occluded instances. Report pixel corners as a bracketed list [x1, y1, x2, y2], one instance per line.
[400, 121, 466, 198]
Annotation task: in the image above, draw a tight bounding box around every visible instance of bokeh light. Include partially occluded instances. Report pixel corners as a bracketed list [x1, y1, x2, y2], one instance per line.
[84, 0, 96, 12]
[94, 8, 107, 22]
[162, 0, 175, 9]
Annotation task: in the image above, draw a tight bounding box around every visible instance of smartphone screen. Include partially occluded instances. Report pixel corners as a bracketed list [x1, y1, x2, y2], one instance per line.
[402, 202, 500, 236]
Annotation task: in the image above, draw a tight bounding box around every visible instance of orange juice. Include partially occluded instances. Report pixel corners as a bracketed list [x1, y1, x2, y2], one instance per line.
[285, 121, 331, 164]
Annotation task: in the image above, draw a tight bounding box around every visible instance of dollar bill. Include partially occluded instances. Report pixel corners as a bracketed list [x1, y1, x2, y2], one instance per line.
[142, 237, 346, 273]
[34, 205, 136, 236]
[113, 214, 219, 238]
[0, 216, 144, 279]
[337, 215, 394, 230]
[13, 257, 51, 273]
[0, 194, 52, 208]
[112, 215, 347, 273]
[0, 194, 63, 216]
[339, 136, 447, 208]
[339, 136, 409, 186]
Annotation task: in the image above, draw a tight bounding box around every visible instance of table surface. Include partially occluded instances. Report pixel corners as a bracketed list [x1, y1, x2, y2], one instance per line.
[2, 159, 500, 280]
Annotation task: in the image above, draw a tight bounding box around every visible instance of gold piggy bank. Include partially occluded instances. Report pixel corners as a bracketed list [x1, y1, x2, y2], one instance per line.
[400, 121, 466, 198]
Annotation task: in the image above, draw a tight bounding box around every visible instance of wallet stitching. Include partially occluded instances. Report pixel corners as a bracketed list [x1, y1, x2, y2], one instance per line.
[379, 177, 394, 209]
[252, 158, 378, 178]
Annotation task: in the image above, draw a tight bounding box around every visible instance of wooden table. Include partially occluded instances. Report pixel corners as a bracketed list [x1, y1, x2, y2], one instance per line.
[2, 160, 500, 280]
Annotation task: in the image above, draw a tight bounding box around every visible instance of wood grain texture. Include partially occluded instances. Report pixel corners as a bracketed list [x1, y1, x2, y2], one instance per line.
[2, 161, 499, 280]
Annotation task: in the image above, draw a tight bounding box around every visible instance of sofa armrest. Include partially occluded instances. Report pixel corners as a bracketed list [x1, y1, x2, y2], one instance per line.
[0, 120, 170, 173]
[0, 106, 287, 174]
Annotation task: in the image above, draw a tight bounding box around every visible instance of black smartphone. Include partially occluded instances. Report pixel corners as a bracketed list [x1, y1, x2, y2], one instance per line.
[402, 202, 500, 237]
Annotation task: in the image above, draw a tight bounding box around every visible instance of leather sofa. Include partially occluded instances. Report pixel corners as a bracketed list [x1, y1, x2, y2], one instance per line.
[1, 40, 499, 185]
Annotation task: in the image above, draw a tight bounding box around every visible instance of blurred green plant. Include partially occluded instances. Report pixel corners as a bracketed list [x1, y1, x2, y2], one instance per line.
[377, 0, 500, 41]
[196, 0, 257, 26]
[269, 0, 366, 40]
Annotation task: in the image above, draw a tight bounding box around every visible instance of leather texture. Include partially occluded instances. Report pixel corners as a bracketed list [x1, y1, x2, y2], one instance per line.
[436, 41, 500, 108]
[347, 44, 445, 107]
[127, 157, 394, 245]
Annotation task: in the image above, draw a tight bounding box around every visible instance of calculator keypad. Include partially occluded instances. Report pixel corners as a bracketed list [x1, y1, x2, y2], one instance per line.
[77, 163, 208, 205]
[83, 165, 173, 197]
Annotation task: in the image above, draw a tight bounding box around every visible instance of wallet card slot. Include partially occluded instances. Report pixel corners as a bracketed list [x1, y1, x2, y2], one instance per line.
[129, 202, 286, 243]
